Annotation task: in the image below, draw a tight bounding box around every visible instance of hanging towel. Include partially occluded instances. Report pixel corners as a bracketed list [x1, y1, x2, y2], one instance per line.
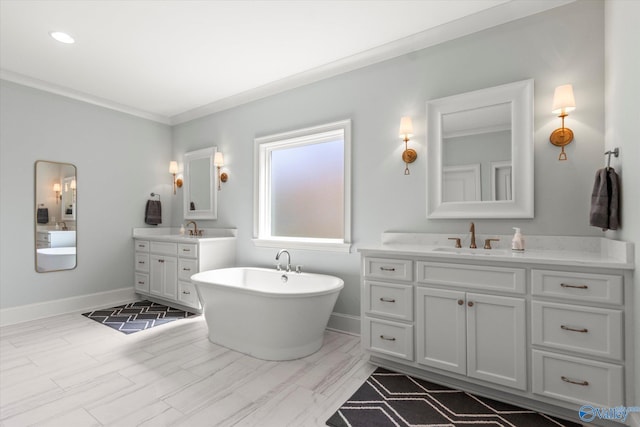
[144, 200, 162, 225]
[589, 168, 620, 231]
[37, 207, 49, 224]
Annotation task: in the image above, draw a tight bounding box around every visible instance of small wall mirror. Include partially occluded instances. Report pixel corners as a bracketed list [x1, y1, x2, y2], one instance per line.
[183, 147, 218, 220]
[34, 160, 77, 272]
[427, 79, 534, 218]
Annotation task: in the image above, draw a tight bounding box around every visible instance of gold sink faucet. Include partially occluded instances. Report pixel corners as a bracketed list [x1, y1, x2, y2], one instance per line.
[469, 222, 477, 249]
[185, 221, 200, 236]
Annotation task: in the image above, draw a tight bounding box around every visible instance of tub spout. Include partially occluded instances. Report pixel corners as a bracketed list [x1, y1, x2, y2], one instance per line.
[275, 249, 291, 272]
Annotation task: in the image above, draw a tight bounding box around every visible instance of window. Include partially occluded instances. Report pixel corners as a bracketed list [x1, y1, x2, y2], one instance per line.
[254, 120, 351, 252]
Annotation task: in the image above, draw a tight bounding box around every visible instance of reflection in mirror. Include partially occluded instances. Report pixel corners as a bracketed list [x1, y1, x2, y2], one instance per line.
[34, 161, 77, 272]
[183, 147, 218, 220]
[442, 103, 512, 202]
[427, 79, 534, 218]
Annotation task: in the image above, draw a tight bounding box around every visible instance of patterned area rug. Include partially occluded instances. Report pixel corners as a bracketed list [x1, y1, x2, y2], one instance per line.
[326, 368, 581, 427]
[82, 300, 197, 334]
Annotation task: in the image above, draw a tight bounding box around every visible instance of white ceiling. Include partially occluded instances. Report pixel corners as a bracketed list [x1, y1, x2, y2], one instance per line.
[0, 0, 571, 125]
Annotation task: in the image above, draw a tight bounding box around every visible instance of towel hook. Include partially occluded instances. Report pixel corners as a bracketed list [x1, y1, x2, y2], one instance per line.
[150, 192, 161, 200]
[605, 148, 619, 170]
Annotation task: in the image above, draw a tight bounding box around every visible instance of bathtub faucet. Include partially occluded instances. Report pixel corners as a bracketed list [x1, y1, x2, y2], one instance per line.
[275, 249, 291, 273]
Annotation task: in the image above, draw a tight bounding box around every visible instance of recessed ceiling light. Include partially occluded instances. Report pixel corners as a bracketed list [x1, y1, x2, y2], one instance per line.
[49, 31, 75, 44]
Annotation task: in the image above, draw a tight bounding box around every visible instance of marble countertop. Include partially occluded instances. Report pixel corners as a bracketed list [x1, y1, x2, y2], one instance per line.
[358, 233, 634, 270]
[132, 227, 237, 243]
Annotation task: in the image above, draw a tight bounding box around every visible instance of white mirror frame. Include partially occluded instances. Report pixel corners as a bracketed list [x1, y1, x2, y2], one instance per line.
[427, 79, 534, 218]
[183, 146, 218, 220]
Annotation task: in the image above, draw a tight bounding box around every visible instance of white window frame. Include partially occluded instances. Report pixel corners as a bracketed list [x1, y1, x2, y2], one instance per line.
[253, 119, 351, 252]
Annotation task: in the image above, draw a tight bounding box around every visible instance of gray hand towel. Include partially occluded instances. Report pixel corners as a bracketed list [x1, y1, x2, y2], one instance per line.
[145, 200, 162, 225]
[589, 168, 619, 231]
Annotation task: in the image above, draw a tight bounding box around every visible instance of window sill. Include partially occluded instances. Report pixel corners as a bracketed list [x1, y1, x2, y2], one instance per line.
[252, 238, 352, 253]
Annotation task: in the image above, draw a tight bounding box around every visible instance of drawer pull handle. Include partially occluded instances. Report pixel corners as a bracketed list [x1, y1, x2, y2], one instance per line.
[183, 249, 191, 252]
[458, 299, 464, 305]
[137, 281, 145, 285]
[138, 261, 145, 264]
[183, 267, 191, 271]
[379, 335, 396, 341]
[561, 376, 589, 386]
[138, 245, 145, 248]
[560, 283, 588, 289]
[467, 301, 474, 307]
[561, 325, 588, 333]
[182, 290, 191, 295]
[379, 297, 396, 303]
[379, 267, 396, 272]
[158, 259, 165, 263]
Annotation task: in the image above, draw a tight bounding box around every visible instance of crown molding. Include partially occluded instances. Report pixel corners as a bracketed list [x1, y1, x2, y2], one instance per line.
[2, 0, 574, 127]
[0, 69, 171, 125]
[170, 0, 575, 125]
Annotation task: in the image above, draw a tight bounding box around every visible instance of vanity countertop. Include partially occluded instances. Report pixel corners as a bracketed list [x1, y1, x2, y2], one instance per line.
[358, 233, 634, 270]
[132, 227, 237, 243]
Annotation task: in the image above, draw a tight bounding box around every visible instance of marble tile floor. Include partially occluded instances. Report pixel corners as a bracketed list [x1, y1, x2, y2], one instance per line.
[0, 313, 376, 427]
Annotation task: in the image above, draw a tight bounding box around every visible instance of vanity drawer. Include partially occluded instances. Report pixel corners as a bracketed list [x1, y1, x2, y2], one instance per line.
[364, 280, 413, 321]
[532, 301, 623, 360]
[135, 253, 149, 273]
[363, 317, 413, 361]
[178, 259, 198, 281]
[364, 258, 413, 281]
[178, 281, 201, 309]
[532, 350, 623, 407]
[37, 231, 51, 243]
[531, 270, 623, 305]
[417, 262, 525, 294]
[134, 240, 150, 252]
[150, 241, 177, 256]
[178, 243, 198, 259]
[135, 273, 149, 293]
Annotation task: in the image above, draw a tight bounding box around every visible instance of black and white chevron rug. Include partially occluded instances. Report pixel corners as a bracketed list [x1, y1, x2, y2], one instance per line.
[326, 368, 581, 427]
[82, 300, 197, 334]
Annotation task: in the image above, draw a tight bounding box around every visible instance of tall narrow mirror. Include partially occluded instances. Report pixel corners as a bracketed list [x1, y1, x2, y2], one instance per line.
[34, 161, 77, 272]
[183, 147, 218, 220]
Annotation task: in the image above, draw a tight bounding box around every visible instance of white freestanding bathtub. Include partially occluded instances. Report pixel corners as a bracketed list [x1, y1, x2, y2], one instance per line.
[191, 267, 344, 360]
[36, 247, 76, 271]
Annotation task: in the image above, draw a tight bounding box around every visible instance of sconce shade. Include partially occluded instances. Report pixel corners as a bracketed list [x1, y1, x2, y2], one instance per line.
[52, 183, 61, 192]
[551, 84, 576, 115]
[169, 161, 178, 174]
[399, 117, 414, 138]
[70, 179, 76, 189]
[214, 152, 225, 167]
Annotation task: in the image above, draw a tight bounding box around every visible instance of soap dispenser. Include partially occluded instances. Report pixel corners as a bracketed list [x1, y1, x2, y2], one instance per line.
[512, 227, 525, 252]
[179, 224, 185, 235]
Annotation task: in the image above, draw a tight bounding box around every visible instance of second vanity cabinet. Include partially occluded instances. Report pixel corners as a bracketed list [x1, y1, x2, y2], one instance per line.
[134, 235, 236, 311]
[360, 245, 633, 426]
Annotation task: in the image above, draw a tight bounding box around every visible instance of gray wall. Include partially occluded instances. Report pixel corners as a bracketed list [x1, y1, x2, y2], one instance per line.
[606, 0, 640, 411]
[0, 81, 172, 308]
[171, 1, 607, 317]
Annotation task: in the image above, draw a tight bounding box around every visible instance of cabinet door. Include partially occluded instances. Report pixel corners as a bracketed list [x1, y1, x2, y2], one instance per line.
[466, 293, 526, 390]
[149, 255, 178, 300]
[416, 287, 466, 374]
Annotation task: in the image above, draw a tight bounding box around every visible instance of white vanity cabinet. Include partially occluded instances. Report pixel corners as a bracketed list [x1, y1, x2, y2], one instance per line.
[531, 269, 625, 408]
[359, 242, 634, 426]
[133, 234, 236, 311]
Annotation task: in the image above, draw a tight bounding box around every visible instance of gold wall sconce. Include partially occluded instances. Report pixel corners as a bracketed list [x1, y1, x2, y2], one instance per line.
[399, 116, 417, 175]
[169, 161, 182, 194]
[52, 183, 61, 204]
[214, 152, 228, 190]
[550, 84, 576, 161]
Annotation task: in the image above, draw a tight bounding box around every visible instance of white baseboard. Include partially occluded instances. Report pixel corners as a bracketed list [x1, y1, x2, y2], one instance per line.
[0, 287, 137, 327]
[327, 312, 360, 335]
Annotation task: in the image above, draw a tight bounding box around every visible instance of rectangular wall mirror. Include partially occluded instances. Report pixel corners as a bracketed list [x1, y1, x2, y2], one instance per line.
[183, 147, 218, 220]
[426, 79, 534, 218]
[34, 160, 77, 272]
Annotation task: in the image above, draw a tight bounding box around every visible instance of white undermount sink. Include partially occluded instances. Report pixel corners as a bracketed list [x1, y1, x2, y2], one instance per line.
[432, 247, 509, 256]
